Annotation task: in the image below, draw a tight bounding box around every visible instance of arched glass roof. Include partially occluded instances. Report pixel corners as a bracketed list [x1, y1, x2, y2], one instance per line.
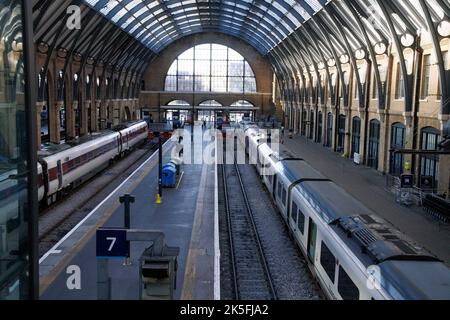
[83, 0, 330, 54]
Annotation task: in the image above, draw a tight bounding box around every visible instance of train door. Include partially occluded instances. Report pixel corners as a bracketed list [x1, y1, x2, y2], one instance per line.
[272, 174, 278, 199]
[307, 218, 317, 263]
[57, 160, 63, 190]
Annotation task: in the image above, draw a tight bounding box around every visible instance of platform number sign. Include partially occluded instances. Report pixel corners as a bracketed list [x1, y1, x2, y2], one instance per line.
[96, 229, 129, 258]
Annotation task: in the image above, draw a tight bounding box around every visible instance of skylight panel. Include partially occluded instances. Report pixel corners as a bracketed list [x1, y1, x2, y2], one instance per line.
[83, 0, 328, 54]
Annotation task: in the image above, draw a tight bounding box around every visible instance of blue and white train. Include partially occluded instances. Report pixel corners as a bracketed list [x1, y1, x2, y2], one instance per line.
[236, 124, 450, 300]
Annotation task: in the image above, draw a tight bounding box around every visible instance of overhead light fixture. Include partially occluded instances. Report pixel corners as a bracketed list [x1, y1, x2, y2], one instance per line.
[438, 20, 450, 38]
[355, 49, 366, 60]
[327, 58, 336, 67]
[374, 42, 387, 55]
[340, 54, 349, 64]
[400, 33, 415, 47]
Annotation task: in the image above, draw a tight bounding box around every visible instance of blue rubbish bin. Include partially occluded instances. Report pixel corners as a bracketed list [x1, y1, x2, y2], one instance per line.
[162, 164, 177, 188]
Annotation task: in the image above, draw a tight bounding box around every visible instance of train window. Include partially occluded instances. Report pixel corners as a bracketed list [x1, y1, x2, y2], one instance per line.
[298, 210, 305, 235]
[282, 188, 287, 206]
[277, 182, 282, 199]
[307, 218, 317, 262]
[338, 266, 360, 300]
[320, 242, 336, 283]
[291, 202, 298, 223]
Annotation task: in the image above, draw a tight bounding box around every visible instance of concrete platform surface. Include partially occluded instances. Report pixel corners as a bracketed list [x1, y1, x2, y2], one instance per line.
[39, 128, 217, 300]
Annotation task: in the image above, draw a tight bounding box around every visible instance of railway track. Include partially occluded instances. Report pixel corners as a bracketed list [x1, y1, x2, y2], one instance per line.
[221, 153, 278, 300]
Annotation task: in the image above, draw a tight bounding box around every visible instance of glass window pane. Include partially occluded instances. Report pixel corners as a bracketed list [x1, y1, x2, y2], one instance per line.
[195, 60, 210, 76]
[178, 76, 193, 91]
[195, 76, 210, 92]
[165, 76, 177, 91]
[167, 61, 177, 75]
[177, 59, 194, 75]
[320, 242, 336, 283]
[228, 48, 244, 61]
[195, 44, 211, 59]
[211, 77, 227, 92]
[211, 44, 228, 60]
[228, 77, 244, 93]
[338, 266, 360, 300]
[228, 60, 244, 76]
[244, 77, 257, 92]
[0, 0, 30, 300]
[179, 48, 194, 60]
[245, 62, 255, 77]
[211, 60, 227, 77]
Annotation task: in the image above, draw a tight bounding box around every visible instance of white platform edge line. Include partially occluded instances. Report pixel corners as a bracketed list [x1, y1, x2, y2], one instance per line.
[214, 132, 221, 300]
[39, 140, 171, 265]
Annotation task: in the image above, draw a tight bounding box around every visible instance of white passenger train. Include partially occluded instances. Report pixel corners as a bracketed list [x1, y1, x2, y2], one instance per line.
[37, 120, 148, 205]
[236, 124, 450, 300]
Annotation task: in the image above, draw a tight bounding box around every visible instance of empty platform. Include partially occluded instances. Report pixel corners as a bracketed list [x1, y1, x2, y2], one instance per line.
[39, 128, 217, 300]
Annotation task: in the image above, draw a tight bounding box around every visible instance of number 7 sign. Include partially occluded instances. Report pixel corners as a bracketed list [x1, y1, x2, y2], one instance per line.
[96, 229, 129, 258]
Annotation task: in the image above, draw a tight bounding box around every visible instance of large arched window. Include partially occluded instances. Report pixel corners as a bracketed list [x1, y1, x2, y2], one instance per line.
[231, 100, 254, 108]
[165, 44, 257, 93]
[199, 100, 222, 108]
[167, 100, 190, 107]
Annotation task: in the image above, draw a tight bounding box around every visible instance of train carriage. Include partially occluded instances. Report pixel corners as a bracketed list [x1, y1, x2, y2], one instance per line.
[37, 120, 148, 206]
[237, 123, 450, 300]
[38, 131, 120, 204]
[119, 121, 148, 153]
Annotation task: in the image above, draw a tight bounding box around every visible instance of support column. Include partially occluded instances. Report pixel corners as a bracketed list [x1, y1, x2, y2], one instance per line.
[57, 101, 65, 142]
[403, 111, 415, 177]
[66, 100, 74, 140]
[98, 100, 107, 130]
[359, 109, 367, 164]
[36, 101, 44, 149]
[134, 99, 140, 120]
[106, 99, 112, 129]
[113, 100, 120, 126]
[72, 101, 79, 138]
[344, 108, 351, 158]
[378, 110, 387, 173]
[81, 101, 89, 135]
[50, 102, 60, 144]
[331, 109, 337, 152]
[439, 114, 450, 195]
[91, 100, 99, 132]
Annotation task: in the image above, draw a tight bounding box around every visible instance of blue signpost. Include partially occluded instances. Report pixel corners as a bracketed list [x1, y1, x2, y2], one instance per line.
[96, 228, 129, 259]
[96, 228, 130, 300]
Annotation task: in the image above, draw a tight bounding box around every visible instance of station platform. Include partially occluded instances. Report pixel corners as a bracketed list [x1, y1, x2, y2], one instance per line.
[283, 135, 450, 265]
[39, 127, 217, 300]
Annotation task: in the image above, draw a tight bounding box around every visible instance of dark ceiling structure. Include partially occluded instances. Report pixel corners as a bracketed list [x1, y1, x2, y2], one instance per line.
[32, 0, 450, 112]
